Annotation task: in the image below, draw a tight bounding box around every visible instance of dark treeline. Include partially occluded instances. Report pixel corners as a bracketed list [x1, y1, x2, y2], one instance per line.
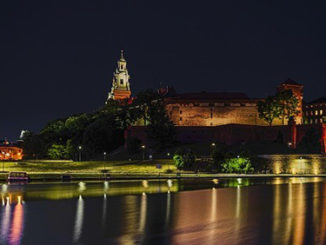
[23, 90, 176, 160]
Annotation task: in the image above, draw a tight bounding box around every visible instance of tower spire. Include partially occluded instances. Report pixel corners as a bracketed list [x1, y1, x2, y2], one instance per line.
[107, 50, 131, 101]
[120, 50, 125, 61]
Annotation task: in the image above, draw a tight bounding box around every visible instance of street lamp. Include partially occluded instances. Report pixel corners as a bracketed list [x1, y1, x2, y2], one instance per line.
[141, 145, 146, 160]
[210, 142, 216, 156]
[104, 152, 107, 160]
[78, 146, 82, 162]
[167, 152, 171, 170]
[103, 152, 107, 172]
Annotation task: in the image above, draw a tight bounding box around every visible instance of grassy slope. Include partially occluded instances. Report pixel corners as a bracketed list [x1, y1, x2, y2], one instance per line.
[0, 159, 176, 174]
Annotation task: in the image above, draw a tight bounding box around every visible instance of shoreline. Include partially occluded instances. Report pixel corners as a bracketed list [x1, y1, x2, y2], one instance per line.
[1, 172, 326, 182]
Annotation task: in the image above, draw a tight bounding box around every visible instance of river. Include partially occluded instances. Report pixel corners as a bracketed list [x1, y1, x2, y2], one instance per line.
[0, 177, 325, 244]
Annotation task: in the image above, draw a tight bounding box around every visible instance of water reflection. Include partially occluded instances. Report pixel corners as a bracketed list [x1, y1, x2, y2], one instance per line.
[0, 178, 326, 244]
[73, 195, 84, 243]
[0, 199, 25, 245]
[0, 201, 11, 244]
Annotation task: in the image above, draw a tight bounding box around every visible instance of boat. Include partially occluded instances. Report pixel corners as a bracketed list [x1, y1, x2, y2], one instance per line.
[7, 172, 31, 183]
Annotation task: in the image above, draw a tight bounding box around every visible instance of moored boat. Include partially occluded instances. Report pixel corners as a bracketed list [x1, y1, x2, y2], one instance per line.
[7, 172, 30, 183]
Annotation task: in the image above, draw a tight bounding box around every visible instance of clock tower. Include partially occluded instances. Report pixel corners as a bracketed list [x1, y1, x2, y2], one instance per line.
[107, 50, 131, 101]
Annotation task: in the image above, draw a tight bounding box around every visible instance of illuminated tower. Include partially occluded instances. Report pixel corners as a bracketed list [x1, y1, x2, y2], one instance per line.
[107, 50, 131, 101]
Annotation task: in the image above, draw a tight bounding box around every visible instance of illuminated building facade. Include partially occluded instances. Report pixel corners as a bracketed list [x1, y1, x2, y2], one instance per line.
[0, 140, 23, 160]
[303, 97, 326, 125]
[107, 50, 131, 101]
[165, 79, 304, 127]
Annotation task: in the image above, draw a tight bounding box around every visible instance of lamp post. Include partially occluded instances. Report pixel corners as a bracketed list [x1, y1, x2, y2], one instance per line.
[167, 152, 171, 170]
[1, 152, 5, 172]
[141, 145, 146, 160]
[210, 142, 216, 156]
[103, 152, 107, 171]
[78, 146, 82, 162]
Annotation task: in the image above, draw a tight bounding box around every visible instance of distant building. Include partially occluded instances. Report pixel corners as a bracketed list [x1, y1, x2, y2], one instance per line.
[0, 140, 23, 160]
[303, 97, 326, 125]
[107, 50, 131, 101]
[164, 79, 304, 127]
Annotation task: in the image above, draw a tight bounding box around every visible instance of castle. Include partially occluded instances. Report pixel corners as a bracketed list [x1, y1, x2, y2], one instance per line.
[107, 51, 304, 126]
[107, 51, 326, 152]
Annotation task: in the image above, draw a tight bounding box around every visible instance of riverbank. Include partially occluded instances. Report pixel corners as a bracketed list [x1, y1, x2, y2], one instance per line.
[1, 158, 326, 181]
[1, 172, 326, 181]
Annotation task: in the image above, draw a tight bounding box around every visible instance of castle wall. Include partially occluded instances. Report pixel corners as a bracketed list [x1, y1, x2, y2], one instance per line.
[166, 102, 285, 126]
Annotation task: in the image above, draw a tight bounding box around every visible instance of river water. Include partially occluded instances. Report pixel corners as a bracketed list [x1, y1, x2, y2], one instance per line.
[0, 177, 325, 245]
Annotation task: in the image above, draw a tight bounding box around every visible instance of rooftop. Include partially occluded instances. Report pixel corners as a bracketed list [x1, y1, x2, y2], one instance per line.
[165, 91, 259, 102]
[280, 78, 302, 86]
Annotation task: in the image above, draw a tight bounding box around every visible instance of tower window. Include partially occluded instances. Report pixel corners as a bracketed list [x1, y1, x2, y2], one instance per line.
[121, 65, 123, 69]
[120, 79, 124, 85]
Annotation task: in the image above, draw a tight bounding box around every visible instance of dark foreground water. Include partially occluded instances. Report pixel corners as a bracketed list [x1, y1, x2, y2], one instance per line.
[0, 177, 326, 245]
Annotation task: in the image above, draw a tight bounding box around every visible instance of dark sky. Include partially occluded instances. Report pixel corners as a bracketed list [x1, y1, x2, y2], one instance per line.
[2, 0, 326, 140]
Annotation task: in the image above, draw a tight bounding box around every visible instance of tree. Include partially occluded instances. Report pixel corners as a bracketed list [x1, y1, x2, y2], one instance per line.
[134, 90, 176, 151]
[276, 90, 299, 124]
[82, 115, 124, 157]
[221, 157, 253, 174]
[22, 131, 45, 159]
[258, 96, 281, 126]
[173, 148, 196, 170]
[146, 99, 176, 151]
[47, 144, 69, 160]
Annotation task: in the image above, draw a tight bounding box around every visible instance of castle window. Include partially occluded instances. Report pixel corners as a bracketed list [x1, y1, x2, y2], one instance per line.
[180, 110, 182, 114]
[121, 65, 123, 69]
[180, 117, 182, 121]
[315, 110, 318, 115]
[120, 79, 124, 85]
[210, 112, 213, 118]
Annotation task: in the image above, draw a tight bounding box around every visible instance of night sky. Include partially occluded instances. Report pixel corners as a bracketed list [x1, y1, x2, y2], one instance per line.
[2, 0, 326, 140]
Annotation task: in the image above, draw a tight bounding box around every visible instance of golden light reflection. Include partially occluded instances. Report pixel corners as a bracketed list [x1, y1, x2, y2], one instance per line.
[165, 191, 171, 226]
[208, 187, 217, 242]
[272, 183, 281, 240]
[284, 185, 292, 243]
[139, 193, 147, 233]
[293, 183, 305, 245]
[73, 195, 84, 243]
[9, 202, 24, 245]
[320, 182, 326, 243]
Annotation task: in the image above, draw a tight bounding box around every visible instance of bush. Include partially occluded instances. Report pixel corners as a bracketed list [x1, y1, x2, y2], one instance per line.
[222, 157, 253, 174]
[173, 148, 196, 170]
[47, 144, 69, 160]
